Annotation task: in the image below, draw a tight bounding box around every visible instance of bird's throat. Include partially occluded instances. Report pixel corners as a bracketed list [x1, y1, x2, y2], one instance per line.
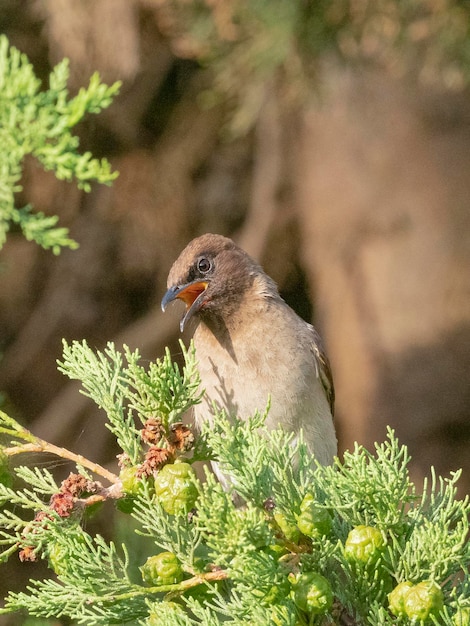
[197, 315, 239, 364]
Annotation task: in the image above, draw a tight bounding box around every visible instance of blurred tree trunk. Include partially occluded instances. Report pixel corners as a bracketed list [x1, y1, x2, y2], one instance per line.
[294, 67, 470, 491]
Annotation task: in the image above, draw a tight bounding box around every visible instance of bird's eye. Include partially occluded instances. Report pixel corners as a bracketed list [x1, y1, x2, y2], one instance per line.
[197, 256, 213, 274]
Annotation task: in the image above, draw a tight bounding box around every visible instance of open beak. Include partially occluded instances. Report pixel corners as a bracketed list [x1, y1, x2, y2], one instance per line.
[161, 280, 209, 332]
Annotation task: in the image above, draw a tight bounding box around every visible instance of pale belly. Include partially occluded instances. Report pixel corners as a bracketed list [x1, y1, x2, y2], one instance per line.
[193, 328, 337, 465]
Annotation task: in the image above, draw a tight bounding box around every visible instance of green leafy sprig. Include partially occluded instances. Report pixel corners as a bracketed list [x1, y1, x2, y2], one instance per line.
[0, 342, 467, 625]
[0, 35, 120, 253]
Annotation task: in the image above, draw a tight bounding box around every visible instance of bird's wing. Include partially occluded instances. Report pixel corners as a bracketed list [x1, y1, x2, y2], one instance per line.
[310, 325, 335, 416]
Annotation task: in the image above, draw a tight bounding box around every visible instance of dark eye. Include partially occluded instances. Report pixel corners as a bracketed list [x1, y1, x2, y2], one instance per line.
[197, 256, 213, 274]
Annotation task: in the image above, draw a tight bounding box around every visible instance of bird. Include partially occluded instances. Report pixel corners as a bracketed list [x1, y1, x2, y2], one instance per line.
[161, 233, 337, 467]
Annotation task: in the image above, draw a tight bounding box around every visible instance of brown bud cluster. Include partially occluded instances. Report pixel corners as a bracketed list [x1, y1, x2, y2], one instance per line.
[140, 417, 165, 445]
[18, 545, 37, 562]
[49, 472, 102, 516]
[130, 418, 195, 479]
[60, 473, 100, 498]
[137, 446, 173, 478]
[168, 422, 195, 451]
[18, 473, 104, 562]
[49, 491, 75, 518]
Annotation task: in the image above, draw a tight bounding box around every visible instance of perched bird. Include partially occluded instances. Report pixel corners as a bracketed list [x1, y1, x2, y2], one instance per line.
[161, 233, 337, 466]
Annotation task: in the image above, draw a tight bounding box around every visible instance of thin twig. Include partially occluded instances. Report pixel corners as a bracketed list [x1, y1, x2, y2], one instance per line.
[90, 569, 229, 604]
[3, 441, 119, 484]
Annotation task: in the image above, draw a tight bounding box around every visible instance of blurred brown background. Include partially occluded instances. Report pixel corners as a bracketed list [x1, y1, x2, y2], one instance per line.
[1, 1, 470, 621]
[0, 0, 469, 575]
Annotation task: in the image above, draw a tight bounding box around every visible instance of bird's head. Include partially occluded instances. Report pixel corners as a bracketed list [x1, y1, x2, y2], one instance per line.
[161, 233, 277, 332]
